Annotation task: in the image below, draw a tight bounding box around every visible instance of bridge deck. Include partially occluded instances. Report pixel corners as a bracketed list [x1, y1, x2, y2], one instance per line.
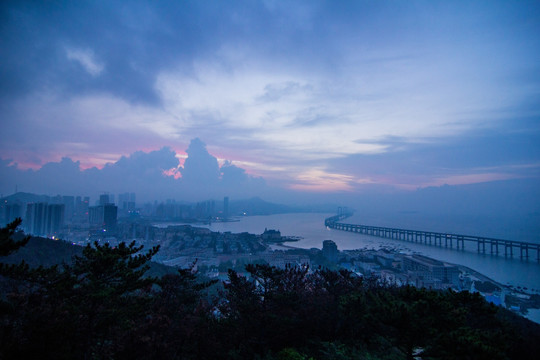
[325, 214, 540, 261]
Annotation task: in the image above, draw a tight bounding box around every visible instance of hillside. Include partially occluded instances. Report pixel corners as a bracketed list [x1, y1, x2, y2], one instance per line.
[1, 234, 177, 278]
[1, 222, 540, 359]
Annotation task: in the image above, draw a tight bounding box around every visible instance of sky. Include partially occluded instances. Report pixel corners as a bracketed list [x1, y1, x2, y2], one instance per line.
[1, 0, 539, 209]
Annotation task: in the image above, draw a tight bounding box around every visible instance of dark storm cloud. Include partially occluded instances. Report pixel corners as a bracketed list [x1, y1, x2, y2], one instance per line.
[1, 0, 439, 103]
[0, 0, 326, 104]
[1, 0, 199, 103]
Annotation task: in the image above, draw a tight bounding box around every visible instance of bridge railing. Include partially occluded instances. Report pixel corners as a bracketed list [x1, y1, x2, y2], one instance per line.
[324, 214, 539, 261]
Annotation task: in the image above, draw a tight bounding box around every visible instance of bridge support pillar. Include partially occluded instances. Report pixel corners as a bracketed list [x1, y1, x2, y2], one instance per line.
[457, 236, 464, 250]
[520, 245, 528, 259]
[491, 241, 499, 255]
[505, 242, 513, 257]
[326, 215, 537, 263]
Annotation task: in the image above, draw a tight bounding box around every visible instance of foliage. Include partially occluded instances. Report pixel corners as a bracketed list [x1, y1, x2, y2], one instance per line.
[0, 218, 29, 257]
[1, 222, 540, 359]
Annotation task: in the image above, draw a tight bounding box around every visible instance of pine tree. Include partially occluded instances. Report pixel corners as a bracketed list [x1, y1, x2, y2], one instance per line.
[0, 218, 29, 257]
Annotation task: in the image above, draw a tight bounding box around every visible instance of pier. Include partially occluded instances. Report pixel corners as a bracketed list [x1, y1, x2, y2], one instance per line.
[325, 214, 540, 261]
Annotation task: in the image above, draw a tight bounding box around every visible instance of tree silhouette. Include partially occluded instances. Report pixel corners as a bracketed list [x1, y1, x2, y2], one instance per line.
[1, 220, 540, 360]
[0, 218, 29, 257]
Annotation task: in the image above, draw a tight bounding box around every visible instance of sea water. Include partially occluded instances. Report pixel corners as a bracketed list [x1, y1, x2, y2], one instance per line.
[200, 212, 540, 291]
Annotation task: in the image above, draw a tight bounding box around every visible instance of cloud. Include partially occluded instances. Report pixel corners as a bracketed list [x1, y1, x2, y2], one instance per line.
[0, 148, 180, 200]
[0, 141, 271, 202]
[324, 128, 540, 191]
[220, 160, 267, 197]
[177, 138, 269, 200]
[153, 43, 538, 174]
[180, 138, 220, 186]
[66, 48, 104, 76]
[258, 81, 313, 102]
[220, 161, 248, 186]
[288, 168, 357, 192]
[0, 1, 539, 195]
[0, 157, 84, 197]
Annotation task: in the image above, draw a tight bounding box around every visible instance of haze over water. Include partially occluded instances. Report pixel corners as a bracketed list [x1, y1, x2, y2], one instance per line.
[198, 213, 540, 291]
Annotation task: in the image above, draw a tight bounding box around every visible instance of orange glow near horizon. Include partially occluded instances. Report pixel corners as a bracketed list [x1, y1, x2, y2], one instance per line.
[3, 148, 527, 193]
[288, 169, 356, 192]
[162, 167, 182, 179]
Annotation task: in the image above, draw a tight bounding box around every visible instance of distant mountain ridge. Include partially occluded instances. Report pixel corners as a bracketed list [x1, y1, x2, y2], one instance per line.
[229, 196, 300, 215]
[1, 192, 54, 204]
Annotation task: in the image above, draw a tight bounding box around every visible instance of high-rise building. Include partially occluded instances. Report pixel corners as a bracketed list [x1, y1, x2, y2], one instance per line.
[119, 193, 129, 210]
[4, 203, 22, 225]
[322, 240, 339, 263]
[62, 196, 75, 223]
[47, 204, 65, 236]
[75, 196, 82, 218]
[210, 200, 215, 217]
[223, 196, 229, 219]
[74, 196, 90, 223]
[118, 192, 136, 212]
[89, 204, 118, 234]
[25, 202, 46, 235]
[25, 202, 64, 237]
[89, 206, 104, 226]
[103, 204, 117, 233]
[99, 194, 110, 206]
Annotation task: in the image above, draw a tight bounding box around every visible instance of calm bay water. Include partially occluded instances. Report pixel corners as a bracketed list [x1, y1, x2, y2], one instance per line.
[199, 212, 540, 291]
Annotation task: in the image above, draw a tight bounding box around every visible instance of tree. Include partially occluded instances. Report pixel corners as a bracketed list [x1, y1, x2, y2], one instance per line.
[0, 218, 29, 257]
[1, 239, 161, 359]
[2, 218, 540, 360]
[60, 241, 160, 357]
[120, 264, 218, 360]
